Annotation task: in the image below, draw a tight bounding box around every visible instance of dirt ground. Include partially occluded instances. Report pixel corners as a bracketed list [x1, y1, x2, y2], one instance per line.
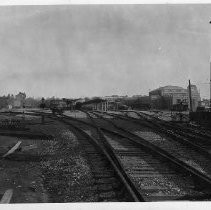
[0, 113, 97, 203]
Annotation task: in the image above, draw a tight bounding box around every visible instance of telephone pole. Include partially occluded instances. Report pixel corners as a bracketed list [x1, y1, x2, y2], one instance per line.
[210, 61, 211, 108]
[209, 21, 211, 108]
[188, 80, 193, 112]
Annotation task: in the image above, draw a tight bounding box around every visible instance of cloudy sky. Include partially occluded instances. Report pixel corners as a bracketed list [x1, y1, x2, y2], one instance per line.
[0, 4, 211, 98]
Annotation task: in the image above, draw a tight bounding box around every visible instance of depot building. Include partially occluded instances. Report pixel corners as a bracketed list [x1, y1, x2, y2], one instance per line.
[149, 85, 200, 111]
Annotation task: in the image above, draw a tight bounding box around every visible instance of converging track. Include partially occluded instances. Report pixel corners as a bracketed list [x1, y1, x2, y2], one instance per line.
[2, 109, 211, 202]
[94, 111, 211, 175]
[26, 110, 144, 202]
[87, 110, 211, 200]
[126, 110, 211, 153]
[61, 110, 211, 201]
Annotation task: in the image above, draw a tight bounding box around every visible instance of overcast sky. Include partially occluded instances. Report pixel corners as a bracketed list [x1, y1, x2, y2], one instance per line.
[0, 4, 211, 98]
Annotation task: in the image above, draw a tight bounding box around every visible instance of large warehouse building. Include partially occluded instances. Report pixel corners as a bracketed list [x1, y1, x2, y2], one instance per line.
[149, 85, 200, 111]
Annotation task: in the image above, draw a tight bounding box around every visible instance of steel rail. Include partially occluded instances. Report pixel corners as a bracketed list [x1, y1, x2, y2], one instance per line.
[91, 111, 211, 189]
[86, 112, 211, 201]
[130, 111, 211, 157]
[44, 112, 145, 202]
[82, 111, 146, 201]
[6, 110, 211, 190]
[97, 111, 211, 159]
[134, 110, 211, 140]
[8, 110, 144, 201]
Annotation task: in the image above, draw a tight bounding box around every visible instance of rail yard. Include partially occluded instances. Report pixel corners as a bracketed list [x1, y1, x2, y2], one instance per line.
[0, 108, 211, 203]
[1, 4, 211, 209]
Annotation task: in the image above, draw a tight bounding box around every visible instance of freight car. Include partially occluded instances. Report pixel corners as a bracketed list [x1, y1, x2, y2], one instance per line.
[50, 100, 67, 114]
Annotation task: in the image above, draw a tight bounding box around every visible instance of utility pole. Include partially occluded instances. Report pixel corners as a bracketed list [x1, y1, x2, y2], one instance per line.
[209, 21, 211, 108]
[210, 61, 211, 108]
[188, 80, 193, 112]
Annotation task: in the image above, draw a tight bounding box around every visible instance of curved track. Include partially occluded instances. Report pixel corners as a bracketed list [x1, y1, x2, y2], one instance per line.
[94, 110, 211, 167]
[89, 111, 211, 196]
[85, 112, 211, 201]
[3, 110, 211, 201]
[126, 110, 211, 153]
[25, 110, 144, 202]
[65, 110, 211, 201]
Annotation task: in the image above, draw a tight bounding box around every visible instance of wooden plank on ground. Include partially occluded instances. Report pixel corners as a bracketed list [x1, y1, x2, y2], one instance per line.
[0, 189, 13, 203]
[2, 141, 22, 158]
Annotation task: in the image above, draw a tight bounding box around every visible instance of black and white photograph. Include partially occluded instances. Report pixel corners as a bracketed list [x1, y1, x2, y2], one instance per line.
[0, 1, 211, 207]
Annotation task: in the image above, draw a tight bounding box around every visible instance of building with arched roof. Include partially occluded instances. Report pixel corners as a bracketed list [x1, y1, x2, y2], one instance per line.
[149, 85, 200, 111]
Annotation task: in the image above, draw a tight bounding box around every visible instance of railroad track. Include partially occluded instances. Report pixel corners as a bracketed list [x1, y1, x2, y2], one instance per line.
[3, 110, 211, 201]
[134, 110, 211, 138]
[88, 111, 211, 198]
[62, 110, 211, 201]
[135, 110, 211, 136]
[86, 112, 211, 201]
[0, 110, 141, 202]
[125, 110, 211, 154]
[41, 113, 143, 202]
[95, 110, 211, 162]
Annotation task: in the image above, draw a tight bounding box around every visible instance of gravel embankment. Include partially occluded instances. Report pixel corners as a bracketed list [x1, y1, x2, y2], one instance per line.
[29, 118, 97, 202]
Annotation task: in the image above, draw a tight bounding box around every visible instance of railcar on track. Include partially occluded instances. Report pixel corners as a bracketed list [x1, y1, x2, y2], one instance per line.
[49, 100, 67, 114]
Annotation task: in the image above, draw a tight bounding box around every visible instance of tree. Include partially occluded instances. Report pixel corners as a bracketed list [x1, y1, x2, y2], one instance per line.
[40, 97, 46, 109]
[75, 102, 82, 110]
